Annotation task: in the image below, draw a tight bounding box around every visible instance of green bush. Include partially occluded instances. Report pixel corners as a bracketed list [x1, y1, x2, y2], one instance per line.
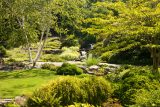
[60, 47, 80, 61]
[82, 77, 112, 105]
[86, 54, 100, 66]
[101, 51, 116, 62]
[61, 34, 79, 47]
[129, 89, 160, 107]
[57, 63, 83, 75]
[113, 67, 160, 106]
[41, 63, 58, 71]
[42, 54, 64, 62]
[27, 76, 112, 106]
[68, 103, 94, 107]
[0, 45, 7, 57]
[45, 39, 61, 49]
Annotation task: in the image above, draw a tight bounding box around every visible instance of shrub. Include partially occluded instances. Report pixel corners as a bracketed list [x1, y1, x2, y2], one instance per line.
[86, 54, 100, 66]
[45, 38, 61, 49]
[61, 34, 79, 47]
[68, 103, 94, 107]
[41, 63, 58, 71]
[113, 67, 160, 106]
[101, 51, 117, 62]
[27, 76, 112, 106]
[60, 47, 80, 61]
[27, 77, 85, 106]
[128, 89, 160, 107]
[82, 77, 112, 105]
[57, 63, 83, 75]
[42, 54, 64, 62]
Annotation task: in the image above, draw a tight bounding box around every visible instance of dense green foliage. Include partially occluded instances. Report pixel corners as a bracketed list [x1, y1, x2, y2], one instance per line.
[1, 0, 160, 106]
[27, 76, 112, 106]
[57, 63, 83, 75]
[106, 66, 160, 106]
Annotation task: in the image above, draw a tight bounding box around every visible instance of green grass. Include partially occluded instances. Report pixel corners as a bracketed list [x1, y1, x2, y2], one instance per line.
[0, 69, 59, 98]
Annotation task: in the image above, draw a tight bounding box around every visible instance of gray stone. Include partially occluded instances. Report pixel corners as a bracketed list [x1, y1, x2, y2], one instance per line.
[104, 67, 116, 74]
[78, 65, 88, 73]
[89, 65, 99, 71]
[15, 96, 27, 106]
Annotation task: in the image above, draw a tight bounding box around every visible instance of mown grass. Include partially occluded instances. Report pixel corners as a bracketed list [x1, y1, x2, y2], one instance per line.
[0, 69, 59, 98]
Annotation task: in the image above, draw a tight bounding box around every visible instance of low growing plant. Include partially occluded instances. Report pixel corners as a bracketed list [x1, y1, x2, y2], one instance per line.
[41, 63, 58, 71]
[60, 46, 80, 61]
[56, 63, 83, 75]
[86, 54, 100, 66]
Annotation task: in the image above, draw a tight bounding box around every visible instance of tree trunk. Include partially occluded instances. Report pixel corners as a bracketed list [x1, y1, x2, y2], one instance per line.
[32, 28, 49, 67]
[152, 48, 159, 73]
[25, 36, 33, 62]
[18, 16, 33, 62]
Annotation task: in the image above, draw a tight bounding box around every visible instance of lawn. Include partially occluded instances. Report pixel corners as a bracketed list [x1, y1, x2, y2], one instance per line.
[0, 69, 59, 98]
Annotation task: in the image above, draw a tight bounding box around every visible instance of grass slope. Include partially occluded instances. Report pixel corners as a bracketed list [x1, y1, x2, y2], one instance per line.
[0, 69, 59, 98]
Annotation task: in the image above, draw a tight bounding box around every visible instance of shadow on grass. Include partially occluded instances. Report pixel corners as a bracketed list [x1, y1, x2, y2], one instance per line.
[0, 69, 56, 79]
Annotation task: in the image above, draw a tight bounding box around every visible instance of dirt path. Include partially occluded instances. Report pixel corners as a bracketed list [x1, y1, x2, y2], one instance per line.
[35, 61, 120, 68]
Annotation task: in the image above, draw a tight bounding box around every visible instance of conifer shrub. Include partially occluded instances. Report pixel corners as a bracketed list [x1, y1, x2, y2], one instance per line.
[27, 76, 112, 106]
[57, 63, 83, 75]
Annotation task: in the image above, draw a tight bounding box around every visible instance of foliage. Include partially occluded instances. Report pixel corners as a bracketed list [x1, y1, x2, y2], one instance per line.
[41, 54, 64, 62]
[45, 38, 62, 50]
[83, 0, 160, 71]
[86, 54, 100, 66]
[0, 45, 7, 57]
[4, 103, 19, 107]
[68, 103, 94, 107]
[81, 76, 112, 105]
[41, 63, 58, 71]
[57, 63, 83, 75]
[27, 76, 112, 106]
[108, 66, 160, 106]
[60, 47, 80, 61]
[127, 89, 160, 107]
[61, 34, 79, 47]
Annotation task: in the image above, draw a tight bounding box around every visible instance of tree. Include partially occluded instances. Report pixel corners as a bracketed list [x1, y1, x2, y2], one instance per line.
[83, 0, 160, 72]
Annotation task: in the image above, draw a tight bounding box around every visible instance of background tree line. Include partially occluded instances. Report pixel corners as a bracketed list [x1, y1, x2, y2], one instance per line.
[0, 0, 160, 72]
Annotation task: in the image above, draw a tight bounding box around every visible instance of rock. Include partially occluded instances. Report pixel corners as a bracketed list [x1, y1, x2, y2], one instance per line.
[80, 51, 87, 60]
[104, 67, 116, 74]
[87, 71, 95, 75]
[99, 63, 120, 68]
[0, 99, 13, 106]
[15, 95, 27, 106]
[78, 65, 88, 73]
[89, 65, 99, 71]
